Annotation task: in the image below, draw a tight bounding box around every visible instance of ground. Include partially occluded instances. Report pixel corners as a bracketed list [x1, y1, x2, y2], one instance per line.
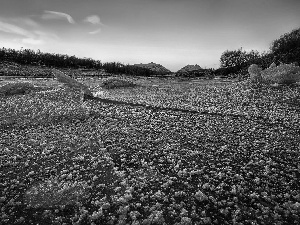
[0, 76, 300, 224]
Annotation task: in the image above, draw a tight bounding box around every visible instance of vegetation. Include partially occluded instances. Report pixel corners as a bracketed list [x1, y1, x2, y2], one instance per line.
[261, 63, 300, 85]
[1, 77, 300, 224]
[133, 62, 171, 75]
[1, 27, 300, 80]
[0, 82, 36, 96]
[100, 78, 137, 89]
[0, 61, 53, 78]
[1, 25, 300, 225]
[0, 48, 155, 77]
[220, 48, 260, 69]
[176, 64, 210, 78]
[218, 27, 300, 79]
[270, 28, 300, 64]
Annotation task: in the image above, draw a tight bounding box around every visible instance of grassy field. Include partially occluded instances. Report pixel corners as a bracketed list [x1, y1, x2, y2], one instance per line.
[0, 77, 300, 225]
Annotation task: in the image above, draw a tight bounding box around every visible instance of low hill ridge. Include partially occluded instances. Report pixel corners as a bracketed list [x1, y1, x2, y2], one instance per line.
[133, 62, 171, 75]
[177, 64, 203, 73]
[176, 64, 208, 77]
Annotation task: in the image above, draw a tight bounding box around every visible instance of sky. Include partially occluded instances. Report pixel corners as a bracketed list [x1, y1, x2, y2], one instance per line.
[0, 0, 300, 72]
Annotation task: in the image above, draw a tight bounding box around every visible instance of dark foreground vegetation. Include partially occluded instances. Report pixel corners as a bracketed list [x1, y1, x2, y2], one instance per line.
[1, 76, 300, 224]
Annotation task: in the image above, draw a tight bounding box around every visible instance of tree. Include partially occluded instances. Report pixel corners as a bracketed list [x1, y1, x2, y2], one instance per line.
[270, 27, 300, 64]
[257, 51, 275, 69]
[220, 48, 245, 68]
[219, 48, 261, 76]
[220, 48, 260, 69]
[0, 46, 155, 77]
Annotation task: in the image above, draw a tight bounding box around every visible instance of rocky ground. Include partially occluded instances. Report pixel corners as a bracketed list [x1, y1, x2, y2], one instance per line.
[0, 78, 300, 224]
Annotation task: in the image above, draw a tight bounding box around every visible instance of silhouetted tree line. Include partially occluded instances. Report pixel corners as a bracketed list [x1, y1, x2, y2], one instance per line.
[1, 28, 298, 79]
[0, 47, 154, 76]
[176, 68, 214, 78]
[216, 27, 300, 78]
[176, 28, 300, 79]
[101, 62, 153, 76]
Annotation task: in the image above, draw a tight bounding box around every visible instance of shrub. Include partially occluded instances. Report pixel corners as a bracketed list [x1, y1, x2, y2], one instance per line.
[101, 78, 137, 89]
[248, 64, 263, 84]
[220, 48, 260, 68]
[0, 82, 36, 96]
[256, 51, 275, 69]
[261, 63, 300, 85]
[220, 48, 261, 76]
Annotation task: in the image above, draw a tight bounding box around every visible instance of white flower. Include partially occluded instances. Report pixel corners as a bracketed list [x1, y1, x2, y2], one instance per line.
[180, 216, 192, 225]
[93, 90, 105, 97]
[102, 202, 110, 210]
[194, 190, 207, 201]
[90, 209, 103, 220]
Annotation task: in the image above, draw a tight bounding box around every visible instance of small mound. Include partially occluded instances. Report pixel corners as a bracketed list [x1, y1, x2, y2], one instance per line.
[0, 82, 38, 96]
[100, 78, 137, 89]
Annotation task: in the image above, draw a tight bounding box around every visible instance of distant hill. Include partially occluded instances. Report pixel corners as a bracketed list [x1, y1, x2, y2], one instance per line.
[133, 62, 171, 75]
[177, 64, 202, 73]
[176, 64, 206, 76]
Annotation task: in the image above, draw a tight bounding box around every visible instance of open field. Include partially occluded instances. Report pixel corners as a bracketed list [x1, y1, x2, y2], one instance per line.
[1, 77, 300, 224]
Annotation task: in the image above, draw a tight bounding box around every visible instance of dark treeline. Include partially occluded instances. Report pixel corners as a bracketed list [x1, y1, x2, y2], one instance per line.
[214, 27, 300, 78]
[101, 62, 153, 76]
[175, 68, 215, 79]
[175, 28, 300, 79]
[1, 27, 299, 79]
[0, 47, 155, 76]
[181, 27, 300, 79]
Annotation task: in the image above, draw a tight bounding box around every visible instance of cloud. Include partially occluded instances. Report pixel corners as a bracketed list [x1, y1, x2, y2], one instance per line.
[43, 10, 75, 24]
[34, 30, 59, 40]
[0, 20, 35, 38]
[22, 38, 44, 45]
[84, 15, 103, 25]
[8, 17, 39, 27]
[0, 19, 57, 45]
[89, 28, 101, 35]
[84, 15, 104, 35]
[21, 31, 58, 45]
[22, 18, 40, 27]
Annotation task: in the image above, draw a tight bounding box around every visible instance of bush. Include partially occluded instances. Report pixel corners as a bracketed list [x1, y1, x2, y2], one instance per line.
[261, 63, 300, 85]
[248, 64, 263, 84]
[0, 82, 36, 96]
[101, 78, 137, 89]
[220, 48, 261, 74]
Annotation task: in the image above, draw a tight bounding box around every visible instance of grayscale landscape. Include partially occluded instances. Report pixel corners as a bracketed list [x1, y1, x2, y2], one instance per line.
[1, 0, 300, 224]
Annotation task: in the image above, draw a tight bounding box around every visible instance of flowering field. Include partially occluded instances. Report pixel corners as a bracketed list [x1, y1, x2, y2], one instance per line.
[0, 77, 300, 225]
[0, 62, 53, 78]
